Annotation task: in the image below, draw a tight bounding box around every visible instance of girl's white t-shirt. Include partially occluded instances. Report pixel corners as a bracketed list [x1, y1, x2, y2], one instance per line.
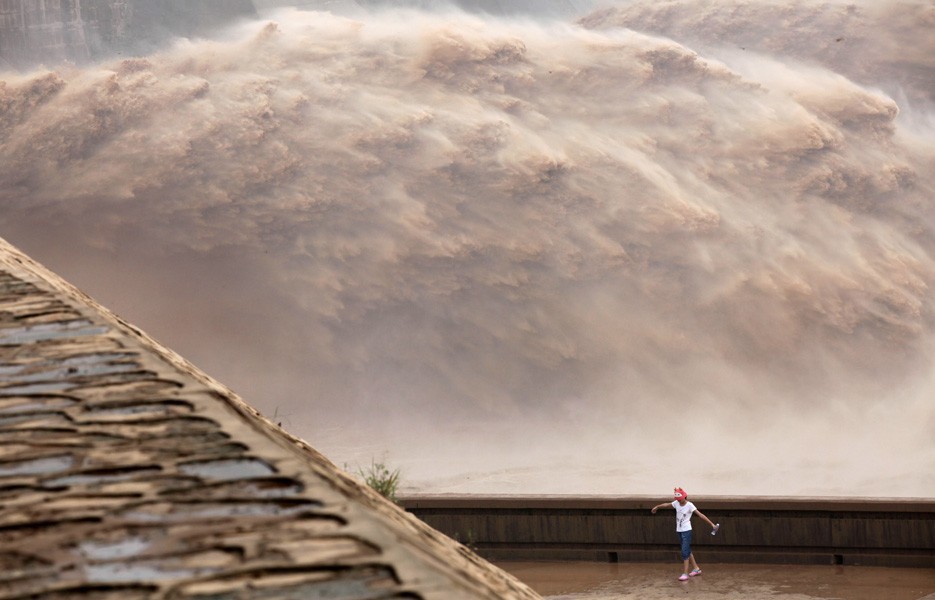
[672, 500, 696, 532]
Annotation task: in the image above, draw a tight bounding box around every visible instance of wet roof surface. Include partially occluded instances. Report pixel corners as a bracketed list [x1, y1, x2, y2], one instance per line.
[0, 238, 539, 600]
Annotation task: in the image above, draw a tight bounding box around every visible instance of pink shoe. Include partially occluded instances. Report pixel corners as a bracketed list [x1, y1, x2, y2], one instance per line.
[690, 568, 702, 577]
[678, 574, 689, 581]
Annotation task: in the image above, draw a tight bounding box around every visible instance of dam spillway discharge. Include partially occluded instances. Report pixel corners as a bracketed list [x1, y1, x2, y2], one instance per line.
[1, 0, 933, 505]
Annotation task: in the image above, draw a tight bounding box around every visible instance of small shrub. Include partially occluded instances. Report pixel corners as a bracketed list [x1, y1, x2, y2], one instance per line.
[358, 459, 401, 504]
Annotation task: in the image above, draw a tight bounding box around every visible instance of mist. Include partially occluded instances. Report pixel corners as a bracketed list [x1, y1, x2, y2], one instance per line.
[1, 0, 933, 497]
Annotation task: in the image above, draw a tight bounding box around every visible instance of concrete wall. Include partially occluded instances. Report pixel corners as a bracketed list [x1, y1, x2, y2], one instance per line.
[0, 0, 90, 66]
[402, 496, 935, 568]
[0, 0, 255, 69]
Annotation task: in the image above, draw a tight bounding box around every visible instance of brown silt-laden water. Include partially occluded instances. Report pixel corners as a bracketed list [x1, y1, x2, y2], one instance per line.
[1, 0, 933, 498]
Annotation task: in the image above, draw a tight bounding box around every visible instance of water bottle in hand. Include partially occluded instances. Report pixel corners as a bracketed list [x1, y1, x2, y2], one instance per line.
[711, 523, 720, 536]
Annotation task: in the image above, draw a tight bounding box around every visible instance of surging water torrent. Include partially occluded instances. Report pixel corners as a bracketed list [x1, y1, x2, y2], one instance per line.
[0, 1, 933, 497]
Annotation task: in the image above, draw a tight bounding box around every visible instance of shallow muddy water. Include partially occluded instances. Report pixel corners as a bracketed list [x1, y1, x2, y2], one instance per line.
[497, 561, 935, 600]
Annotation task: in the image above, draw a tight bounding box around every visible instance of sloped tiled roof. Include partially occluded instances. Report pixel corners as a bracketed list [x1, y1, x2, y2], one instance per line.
[0, 237, 540, 599]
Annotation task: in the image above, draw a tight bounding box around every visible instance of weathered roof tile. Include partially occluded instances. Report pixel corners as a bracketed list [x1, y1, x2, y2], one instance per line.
[0, 237, 540, 600]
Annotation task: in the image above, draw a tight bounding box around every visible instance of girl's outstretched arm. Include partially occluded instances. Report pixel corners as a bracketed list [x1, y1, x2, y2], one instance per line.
[695, 509, 717, 529]
[650, 502, 671, 513]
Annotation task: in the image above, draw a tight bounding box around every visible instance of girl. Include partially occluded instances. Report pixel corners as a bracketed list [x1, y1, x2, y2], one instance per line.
[651, 487, 719, 580]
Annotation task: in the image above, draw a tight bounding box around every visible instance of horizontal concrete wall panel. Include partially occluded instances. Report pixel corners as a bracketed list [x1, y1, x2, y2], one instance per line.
[714, 514, 833, 547]
[404, 496, 935, 569]
[831, 515, 935, 549]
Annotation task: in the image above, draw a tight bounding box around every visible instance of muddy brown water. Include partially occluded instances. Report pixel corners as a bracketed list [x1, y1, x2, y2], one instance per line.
[497, 561, 935, 600]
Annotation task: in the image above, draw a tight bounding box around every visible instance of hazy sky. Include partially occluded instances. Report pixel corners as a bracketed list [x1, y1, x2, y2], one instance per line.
[1, 0, 933, 496]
